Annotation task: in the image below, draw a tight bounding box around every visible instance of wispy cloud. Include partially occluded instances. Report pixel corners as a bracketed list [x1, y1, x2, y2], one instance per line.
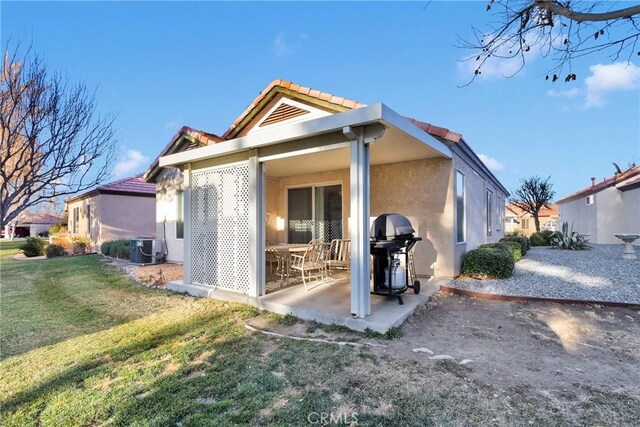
[478, 154, 505, 172]
[546, 62, 640, 109]
[113, 149, 149, 178]
[584, 62, 639, 108]
[546, 88, 580, 99]
[458, 35, 539, 81]
[272, 32, 308, 57]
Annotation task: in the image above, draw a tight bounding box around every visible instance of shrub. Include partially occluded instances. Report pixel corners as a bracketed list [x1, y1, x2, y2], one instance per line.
[461, 247, 515, 279]
[101, 239, 131, 259]
[38, 231, 50, 238]
[71, 236, 92, 254]
[550, 222, 591, 250]
[20, 237, 47, 257]
[49, 221, 67, 234]
[499, 236, 529, 255]
[530, 230, 552, 247]
[481, 241, 522, 262]
[45, 244, 66, 258]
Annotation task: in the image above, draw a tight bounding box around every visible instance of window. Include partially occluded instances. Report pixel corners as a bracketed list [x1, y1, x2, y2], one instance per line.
[287, 184, 342, 244]
[486, 189, 493, 237]
[456, 171, 465, 243]
[586, 195, 594, 205]
[176, 190, 184, 239]
[521, 218, 529, 230]
[72, 207, 79, 234]
[87, 204, 92, 233]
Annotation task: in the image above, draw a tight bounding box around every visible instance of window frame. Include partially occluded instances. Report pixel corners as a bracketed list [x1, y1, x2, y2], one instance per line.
[486, 189, 493, 237]
[87, 204, 92, 234]
[456, 170, 466, 244]
[284, 181, 343, 244]
[176, 190, 184, 240]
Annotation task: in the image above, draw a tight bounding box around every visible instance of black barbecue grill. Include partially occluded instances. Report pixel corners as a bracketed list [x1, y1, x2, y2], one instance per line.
[370, 213, 422, 305]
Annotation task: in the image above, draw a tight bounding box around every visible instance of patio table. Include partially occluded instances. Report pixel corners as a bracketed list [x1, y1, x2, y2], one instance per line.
[266, 244, 309, 287]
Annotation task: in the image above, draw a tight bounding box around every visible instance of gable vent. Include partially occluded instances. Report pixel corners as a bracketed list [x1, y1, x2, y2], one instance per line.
[260, 103, 310, 127]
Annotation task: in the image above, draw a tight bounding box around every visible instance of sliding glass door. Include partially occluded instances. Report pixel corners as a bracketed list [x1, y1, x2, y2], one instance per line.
[287, 184, 342, 244]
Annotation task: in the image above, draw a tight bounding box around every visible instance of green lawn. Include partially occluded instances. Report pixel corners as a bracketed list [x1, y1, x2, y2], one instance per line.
[2, 241, 634, 426]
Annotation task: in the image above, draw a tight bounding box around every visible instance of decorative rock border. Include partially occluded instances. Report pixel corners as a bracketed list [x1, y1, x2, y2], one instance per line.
[440, 285, 640, 308]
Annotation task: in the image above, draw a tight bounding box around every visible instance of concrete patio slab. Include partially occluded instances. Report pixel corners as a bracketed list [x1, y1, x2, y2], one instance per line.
[167, 277, 447, 332]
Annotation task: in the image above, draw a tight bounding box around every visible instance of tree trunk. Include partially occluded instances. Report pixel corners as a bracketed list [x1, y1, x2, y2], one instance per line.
[533, 213, 541, 232]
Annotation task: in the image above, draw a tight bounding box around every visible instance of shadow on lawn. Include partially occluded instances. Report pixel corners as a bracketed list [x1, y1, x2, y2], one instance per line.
[1, 306, 239, 413]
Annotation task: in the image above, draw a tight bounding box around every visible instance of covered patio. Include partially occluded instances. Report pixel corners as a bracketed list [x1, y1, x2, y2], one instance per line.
[162, 103, 454, 330]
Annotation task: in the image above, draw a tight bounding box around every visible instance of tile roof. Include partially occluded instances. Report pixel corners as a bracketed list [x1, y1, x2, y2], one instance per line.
[506, 203, 558, 218]
[221, 79, 367, 139]
[66, 174, 156, 203]
[144, 126, 223, 182]
[405, 118, 463, 144]
[557, 166, 640, 204]
[617, 174, 640, 191]
[16, 212, 62, 225]
[97, 174, 156, 195]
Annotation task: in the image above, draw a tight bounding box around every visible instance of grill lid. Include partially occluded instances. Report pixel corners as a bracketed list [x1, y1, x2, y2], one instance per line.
[370, 213, 415, 240]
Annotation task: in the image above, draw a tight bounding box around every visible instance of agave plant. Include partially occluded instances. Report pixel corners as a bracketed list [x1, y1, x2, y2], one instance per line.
[550, 222, 591, 250]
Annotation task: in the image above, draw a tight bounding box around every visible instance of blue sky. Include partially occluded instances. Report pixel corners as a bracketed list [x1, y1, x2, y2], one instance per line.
[3, 1, 639, 200]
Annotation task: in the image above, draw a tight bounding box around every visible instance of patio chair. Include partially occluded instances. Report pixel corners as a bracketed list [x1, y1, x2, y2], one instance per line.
[325, 239, 350, 277]
[290, 239, 328, 290]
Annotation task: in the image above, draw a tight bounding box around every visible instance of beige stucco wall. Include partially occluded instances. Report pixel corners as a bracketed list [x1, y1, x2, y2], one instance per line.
[156, 168, 184, 262]
[266, 158, 459, 277]
[67, 195, 102, 249]
[452, 153, 506, 275]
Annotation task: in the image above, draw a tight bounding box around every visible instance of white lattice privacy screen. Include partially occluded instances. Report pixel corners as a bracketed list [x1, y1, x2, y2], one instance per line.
[191, 164, 250, 293]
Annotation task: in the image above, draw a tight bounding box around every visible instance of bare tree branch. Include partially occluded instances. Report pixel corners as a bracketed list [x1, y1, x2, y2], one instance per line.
[0, 44, 118, 228]
[460, 1, 640, 84]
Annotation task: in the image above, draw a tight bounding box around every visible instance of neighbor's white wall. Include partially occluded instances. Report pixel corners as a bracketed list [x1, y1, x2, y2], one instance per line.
[558, 196, 598, 242]
[622, 187, 640, 237]
[595, 185, 626, 244]
[156, 168, 184, 262]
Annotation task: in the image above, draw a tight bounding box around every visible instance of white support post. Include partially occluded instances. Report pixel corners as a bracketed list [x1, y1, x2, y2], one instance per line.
[248, 151, 265, 297]
[348, 127, 371, 318]
[183, 165, 192, 285]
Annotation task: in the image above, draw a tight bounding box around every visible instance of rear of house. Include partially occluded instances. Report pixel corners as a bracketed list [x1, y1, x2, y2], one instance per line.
[146, 79, 509, 325]
[65, 175, 156, 251]
[557, 166, 640, 244]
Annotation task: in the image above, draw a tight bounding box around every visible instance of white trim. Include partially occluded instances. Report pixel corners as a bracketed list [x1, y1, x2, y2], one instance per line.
[284, 181, 344, 244]
[259, 141, 350, 163]
[160, 103, 452, 168]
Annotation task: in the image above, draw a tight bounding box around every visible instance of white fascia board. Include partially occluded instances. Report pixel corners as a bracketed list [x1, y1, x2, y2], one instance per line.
[159, 103, 452, 167]
[378, 104, 452, 159]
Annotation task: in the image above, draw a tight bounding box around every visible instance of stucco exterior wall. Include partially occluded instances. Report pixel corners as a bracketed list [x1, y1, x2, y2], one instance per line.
[99, 194, 156, 243]
[156, 168, 185, 262]
[370, 158, 455, 277]
[452, 153, 507, 275]
[622, 187, 640, 236]
[595, 186, 626, 244]
[67, 195, 102, 249]
[558, 196, 598, 241]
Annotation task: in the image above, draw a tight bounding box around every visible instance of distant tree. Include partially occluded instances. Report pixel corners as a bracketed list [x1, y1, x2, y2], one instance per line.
[511, 175, 555, 232]
[460, 1, 640, 84]
[0, 45, 117, 229]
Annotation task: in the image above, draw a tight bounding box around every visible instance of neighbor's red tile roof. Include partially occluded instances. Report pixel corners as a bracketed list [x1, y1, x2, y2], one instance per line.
[557, 166, 640, 204]
[16, 212, 62, 225]
[97, 174, 156, 195]
[66, 174, 156, 203]
[506, 203, 558, 217]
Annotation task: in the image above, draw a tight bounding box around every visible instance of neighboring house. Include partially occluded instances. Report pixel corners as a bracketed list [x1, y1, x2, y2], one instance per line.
[504, 203, 559, 235]
[557, 166, 640, 244]
[148, 79, 509, 319]
[2, 212, 62, 238]
[65, 174, 156, 251]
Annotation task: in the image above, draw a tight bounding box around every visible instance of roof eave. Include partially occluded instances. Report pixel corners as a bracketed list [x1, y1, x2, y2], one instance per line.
[160, 103, 453, 168]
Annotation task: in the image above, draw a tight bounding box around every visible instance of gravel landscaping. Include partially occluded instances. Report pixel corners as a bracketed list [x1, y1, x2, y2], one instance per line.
[451, 244, 640, 304]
